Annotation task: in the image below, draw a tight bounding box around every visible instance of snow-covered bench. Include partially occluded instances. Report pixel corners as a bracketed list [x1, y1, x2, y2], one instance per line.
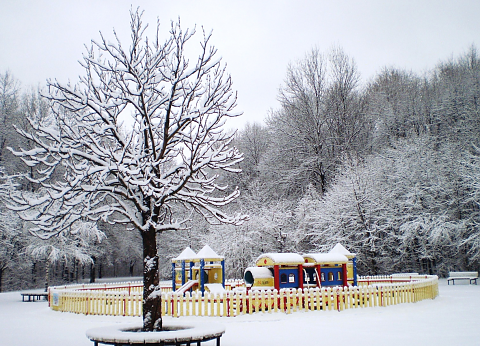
[86, 322, 225, 346]
[447, 271, 478, 285]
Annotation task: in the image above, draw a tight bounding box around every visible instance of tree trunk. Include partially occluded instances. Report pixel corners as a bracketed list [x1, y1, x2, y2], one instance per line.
[32, 262, 37, 286]
[142, 226, 162, 331]
[44, 264, 49, 292]
[129, 261, 135, 277]
[90, 256, 96, 283]
[62, 262, 68, 282]
[0, 267, 3, 293]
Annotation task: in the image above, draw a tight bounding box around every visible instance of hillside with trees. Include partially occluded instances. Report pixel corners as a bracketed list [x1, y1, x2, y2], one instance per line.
[1, 45, 479, 292]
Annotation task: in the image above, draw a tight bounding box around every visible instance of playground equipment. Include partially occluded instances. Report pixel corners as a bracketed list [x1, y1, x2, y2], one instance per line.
[244, 243, 357, 290]
[303, 243, 358, 287]
[246, 253, 306, 291]
[171, 245, 225, 294]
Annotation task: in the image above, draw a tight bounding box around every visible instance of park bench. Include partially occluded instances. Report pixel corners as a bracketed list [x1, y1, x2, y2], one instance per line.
[21, 292, 48, 302]
[447, 271, 478, 285]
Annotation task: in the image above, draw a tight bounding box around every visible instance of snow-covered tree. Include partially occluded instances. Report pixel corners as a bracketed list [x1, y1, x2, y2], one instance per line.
[0, 168, 23, 292]
[365, 67, 429, 143]
[0, 72, 20, 156]
[254, 200, 296, 253]
[459, 145, 480, 265]
[223, 122, 270, 193]
[27, 220, 105, 288]
[0, 72, 24, 175]
[304, 157, 396, 274]
[9, 9, 246, 331]
[206, 201, 296, 279]
[302, 136, 468, 275]
[265, 47, 368, 197]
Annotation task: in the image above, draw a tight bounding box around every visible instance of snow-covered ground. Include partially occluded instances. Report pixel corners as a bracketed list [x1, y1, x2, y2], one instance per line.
[1, 279, 478, 346]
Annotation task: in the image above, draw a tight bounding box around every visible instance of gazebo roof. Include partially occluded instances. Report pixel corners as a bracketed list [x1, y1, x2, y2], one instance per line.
[172, 246, 197, 262]
[193, 245, 224, 261]
[329, 243, 356, 258]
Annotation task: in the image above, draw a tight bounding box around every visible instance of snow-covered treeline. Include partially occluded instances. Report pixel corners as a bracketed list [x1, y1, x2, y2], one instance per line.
[205, 47, 480, 278]
[1, 43, 480, 292]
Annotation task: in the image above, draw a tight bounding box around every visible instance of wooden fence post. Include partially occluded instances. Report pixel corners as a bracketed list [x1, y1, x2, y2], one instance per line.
[248, 290, 253, 314]
[286, 290, 291, 314]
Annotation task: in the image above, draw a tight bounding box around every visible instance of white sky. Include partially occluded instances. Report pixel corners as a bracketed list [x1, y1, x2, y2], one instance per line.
[1, 0, 479, 130]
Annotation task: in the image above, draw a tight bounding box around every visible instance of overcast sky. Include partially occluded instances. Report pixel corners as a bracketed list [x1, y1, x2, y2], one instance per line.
[1, 0, 479, 130]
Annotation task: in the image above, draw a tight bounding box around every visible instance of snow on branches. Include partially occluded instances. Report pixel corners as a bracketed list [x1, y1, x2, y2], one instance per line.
[9, 9, 247, 240]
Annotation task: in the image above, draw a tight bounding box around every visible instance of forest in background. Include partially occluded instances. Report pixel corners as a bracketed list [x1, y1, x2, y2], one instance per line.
[1, 45, 480, 291]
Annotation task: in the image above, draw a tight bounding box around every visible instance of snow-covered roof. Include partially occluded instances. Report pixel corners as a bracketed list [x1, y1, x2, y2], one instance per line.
[172, 247, 197, 262]
[329, 243, 356, 257]
[244, 267, 274, 279]
[303, 253, 348, 264]
[193, 245, 224, 261]
[256, 253, 305, 266]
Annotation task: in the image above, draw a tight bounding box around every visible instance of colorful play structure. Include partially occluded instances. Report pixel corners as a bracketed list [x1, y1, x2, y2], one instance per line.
[171, 245, 225, 294]
[171, 243, 357, 294]
[244, 243, 357, 290]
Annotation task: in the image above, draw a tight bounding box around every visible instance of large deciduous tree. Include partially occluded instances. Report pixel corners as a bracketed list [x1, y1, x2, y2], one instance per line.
[265, 47, 369, 197]
[9, 9, 246, 331]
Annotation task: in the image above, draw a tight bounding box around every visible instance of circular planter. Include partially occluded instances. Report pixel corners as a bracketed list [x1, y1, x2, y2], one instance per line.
[86, 321, 225, 345]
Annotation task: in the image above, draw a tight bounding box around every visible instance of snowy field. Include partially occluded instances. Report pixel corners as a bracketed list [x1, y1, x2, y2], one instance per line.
[1, 279, 478, 346]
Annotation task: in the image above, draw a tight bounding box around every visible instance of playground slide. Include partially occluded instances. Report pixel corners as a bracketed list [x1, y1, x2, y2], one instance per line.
[175, 280, 198, 294]
[205, 283, 226, 294]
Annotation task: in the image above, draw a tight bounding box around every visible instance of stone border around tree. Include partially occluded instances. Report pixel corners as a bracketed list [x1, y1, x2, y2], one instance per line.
[86, 321, 225, 345]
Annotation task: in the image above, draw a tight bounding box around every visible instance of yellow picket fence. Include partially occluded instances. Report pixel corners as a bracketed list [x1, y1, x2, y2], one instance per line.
[51, 290, 143, 316]
[49, 281, 144, 316]
[49, 275, 438, 317]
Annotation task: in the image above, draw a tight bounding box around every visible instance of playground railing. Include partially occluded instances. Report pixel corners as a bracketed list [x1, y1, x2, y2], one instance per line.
[48, 275, 438, 317]
[48, 280, 143, 293]
[225, 279, 245, 290]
